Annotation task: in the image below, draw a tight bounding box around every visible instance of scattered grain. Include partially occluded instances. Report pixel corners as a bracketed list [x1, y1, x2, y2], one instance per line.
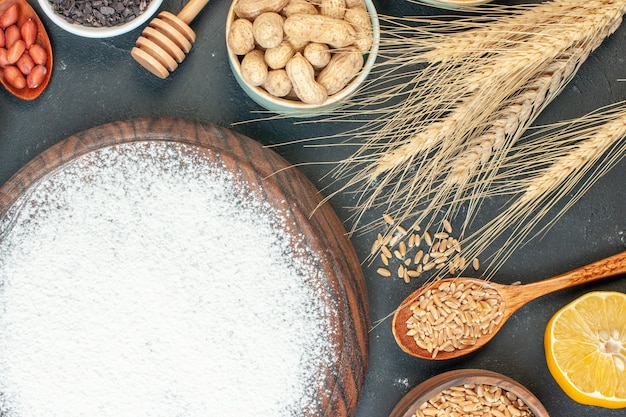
[473, 257, 481, 270]
[371, 215, 479, 283]
[407, 270, 421, 278]
[414, 249, 424, 264]
[399, 241, 407, 257]
[424, 231, 433, 246]
[377, 267, 391, 277]
[370, 236, 381, 255]
[398, 264, 407, 278]
[423, 261, 436, 271]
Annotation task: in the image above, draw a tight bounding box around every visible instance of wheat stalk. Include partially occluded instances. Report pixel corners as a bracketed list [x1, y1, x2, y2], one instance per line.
[362, 1, 624, 180]
[415, 44, 597, 233]
[439, 101, 626, 280]
[321, 0, 626, 240]
[401, 0, 623, 63]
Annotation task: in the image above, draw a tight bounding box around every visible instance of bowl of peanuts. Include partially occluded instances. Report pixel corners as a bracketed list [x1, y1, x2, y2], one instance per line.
[226, 0, 379, 117]
[37, 0, 163, 38]
[389, 369, 549, 417]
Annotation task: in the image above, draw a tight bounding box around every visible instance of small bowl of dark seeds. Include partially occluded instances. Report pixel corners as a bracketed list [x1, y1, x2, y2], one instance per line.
[37, 0, 163, 37]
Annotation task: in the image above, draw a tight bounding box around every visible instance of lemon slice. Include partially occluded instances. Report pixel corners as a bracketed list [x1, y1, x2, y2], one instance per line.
[545, 291, 626, 408]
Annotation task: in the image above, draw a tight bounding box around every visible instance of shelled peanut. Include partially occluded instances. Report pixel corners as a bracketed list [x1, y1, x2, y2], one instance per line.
[0, 3, 48, 90]
[228, 0, 373, 105]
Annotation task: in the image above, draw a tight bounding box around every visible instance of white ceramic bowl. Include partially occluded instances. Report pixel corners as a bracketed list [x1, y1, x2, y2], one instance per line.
[421, 0, 493, 7]
[37, 0, 163, 38]
[226, 0, 380, 117]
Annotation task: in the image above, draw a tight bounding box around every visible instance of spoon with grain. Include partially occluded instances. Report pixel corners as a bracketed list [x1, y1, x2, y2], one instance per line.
[0, 0, 53, 100]
[392, 250, 626, 360]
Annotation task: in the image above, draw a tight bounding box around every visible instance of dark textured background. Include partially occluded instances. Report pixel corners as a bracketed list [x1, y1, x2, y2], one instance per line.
[1, 1, 625, 416]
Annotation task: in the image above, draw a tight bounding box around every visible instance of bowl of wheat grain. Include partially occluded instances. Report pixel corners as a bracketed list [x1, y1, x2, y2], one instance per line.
[389, 369, 549, 417]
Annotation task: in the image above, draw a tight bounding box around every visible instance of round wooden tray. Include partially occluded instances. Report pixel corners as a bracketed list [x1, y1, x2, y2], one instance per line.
[0, 118, 370, 417]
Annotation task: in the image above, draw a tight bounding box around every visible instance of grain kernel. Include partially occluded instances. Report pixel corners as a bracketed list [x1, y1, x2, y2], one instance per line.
[414, 249, 423, 264]
[423, 261, 436, 271]
[424, 231, 432, 246]
[399, 241, 407, 256]
[473, 257, 480, 270]
[376, 267, 391, 277]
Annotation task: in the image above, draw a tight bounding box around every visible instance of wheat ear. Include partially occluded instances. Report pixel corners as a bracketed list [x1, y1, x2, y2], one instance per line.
[419, 44, 598, 234]
[366, 2, 624, 177]
[443, 102, 626, 280]
[402, 0, 623, 63]
[324, 0, 626, 239]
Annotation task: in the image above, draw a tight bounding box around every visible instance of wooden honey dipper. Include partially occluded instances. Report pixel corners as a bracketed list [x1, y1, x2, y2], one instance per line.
[131, 0, 211, 78]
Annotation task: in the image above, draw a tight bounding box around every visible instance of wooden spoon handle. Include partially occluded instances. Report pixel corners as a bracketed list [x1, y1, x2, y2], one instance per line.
[177, 0, 211, 24]
[507, 250, 626, 309]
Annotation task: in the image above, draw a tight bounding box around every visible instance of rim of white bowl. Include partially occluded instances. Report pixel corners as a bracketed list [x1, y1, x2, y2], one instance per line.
[420, 0, 493, 7]
[37, 0, 163, 38]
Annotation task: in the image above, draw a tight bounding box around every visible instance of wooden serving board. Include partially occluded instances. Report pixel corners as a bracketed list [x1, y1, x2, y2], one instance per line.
[0, 118, 369, 417]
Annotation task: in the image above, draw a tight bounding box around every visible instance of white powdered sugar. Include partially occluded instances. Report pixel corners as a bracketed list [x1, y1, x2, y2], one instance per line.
[0, 141, 338, 417]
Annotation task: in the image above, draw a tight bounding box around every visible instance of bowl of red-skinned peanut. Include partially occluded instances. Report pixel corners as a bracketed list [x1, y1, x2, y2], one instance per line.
[226, 0, 379, 117]
[0, 0, 52, 100]
[388, 369, 549, 417]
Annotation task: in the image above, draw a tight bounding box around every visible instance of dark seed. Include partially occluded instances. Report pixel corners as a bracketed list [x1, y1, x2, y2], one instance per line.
[48, 0, 152, 27]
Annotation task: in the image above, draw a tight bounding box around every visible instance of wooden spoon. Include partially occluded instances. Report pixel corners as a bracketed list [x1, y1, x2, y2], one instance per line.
[0, 0, 53, 100]
[131, 0, 210, 78]
[392, 250, 626, 360]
